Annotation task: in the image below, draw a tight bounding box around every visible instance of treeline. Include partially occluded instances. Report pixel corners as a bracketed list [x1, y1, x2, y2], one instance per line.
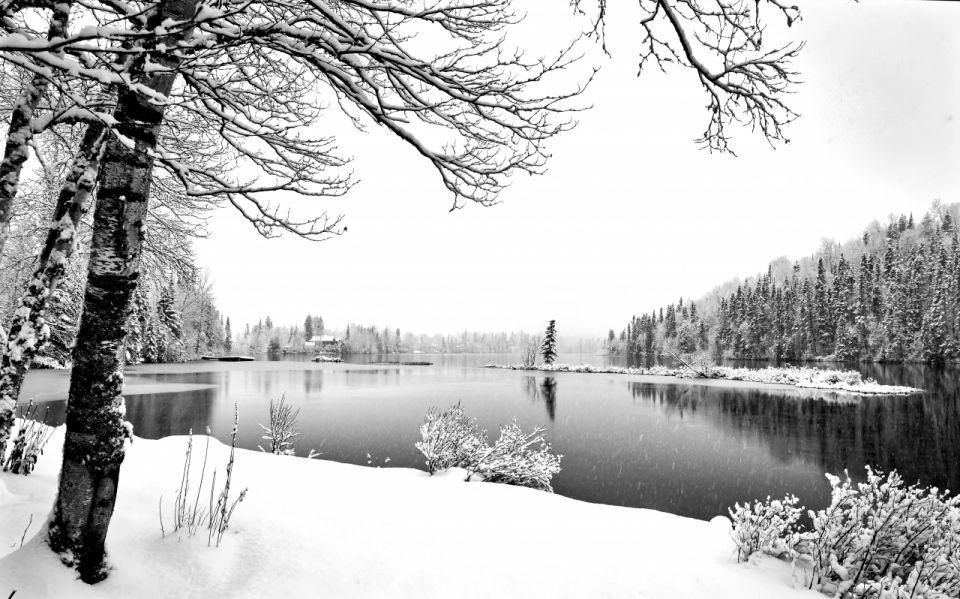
[341, 325, 601, 355]
[232, 315, 323, 354]
[610, 202, 960, 365]
[127, 272, 229, 363]
[228, 317, 602, 356]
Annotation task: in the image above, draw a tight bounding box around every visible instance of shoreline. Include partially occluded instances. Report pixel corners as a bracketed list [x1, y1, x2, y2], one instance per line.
[481, 364, 923, 395]
[0, 426, 811, 599]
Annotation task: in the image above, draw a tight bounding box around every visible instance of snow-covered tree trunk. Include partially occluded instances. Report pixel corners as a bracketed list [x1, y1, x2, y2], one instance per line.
[0, 1, 73, 258]
[0, 124, 105, 448]
[47, 0, 198, 581]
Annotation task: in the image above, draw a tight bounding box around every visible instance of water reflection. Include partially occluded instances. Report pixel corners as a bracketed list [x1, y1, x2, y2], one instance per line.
[17, 356, 960, 522]
[541, 378, 557, 421]
[521, 376, 558, 421]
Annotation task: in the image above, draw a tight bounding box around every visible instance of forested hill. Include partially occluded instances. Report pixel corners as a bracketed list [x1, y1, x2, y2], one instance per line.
[609, 202, 960, 365]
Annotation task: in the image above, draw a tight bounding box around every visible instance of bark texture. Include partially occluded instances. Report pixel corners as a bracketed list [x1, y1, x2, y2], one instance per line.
[0, 124, 105, 448]
[46, 0, 198, 582]
[0, 0, 73, 258]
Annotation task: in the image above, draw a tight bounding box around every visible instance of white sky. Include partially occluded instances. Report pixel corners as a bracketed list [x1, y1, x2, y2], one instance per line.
[194, 0, 960, 339]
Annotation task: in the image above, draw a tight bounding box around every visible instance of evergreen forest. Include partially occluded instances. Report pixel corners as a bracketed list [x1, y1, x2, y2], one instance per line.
[610, 202, 960, 365]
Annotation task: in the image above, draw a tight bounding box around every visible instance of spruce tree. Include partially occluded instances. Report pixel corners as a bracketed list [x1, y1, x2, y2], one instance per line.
[664, 305, 677, 338]
[304, 314, 313, 340]
[315, 315, 324, 336]
[540, 320, 558, 365]
[225, 317, 233, 351]
[125, 288, 145, 365]
[158, 282, 182, 340]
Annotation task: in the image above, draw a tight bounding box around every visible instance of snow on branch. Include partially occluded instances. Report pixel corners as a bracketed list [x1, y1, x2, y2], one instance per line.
[2, 0, 590, 226]
[416, 402, 563, 492]
[577, 0, 803, 154]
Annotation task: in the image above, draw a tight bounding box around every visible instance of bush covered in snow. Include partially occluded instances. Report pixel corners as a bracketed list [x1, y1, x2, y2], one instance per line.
[469, 421, 562, 492]
[729, 495, 804, 562]
[414, 402, 487, 474]
[415, 403, 562, 492]
[731, 467, 960, 598]
[257, 394, 320, 458]
[804, 469, 960, 598]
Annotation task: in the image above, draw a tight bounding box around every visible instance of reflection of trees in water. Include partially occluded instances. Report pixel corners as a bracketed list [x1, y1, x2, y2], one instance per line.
[521, 376, 557, 421]
[303, 370, 324, 395]
[541, 378, 557, 421]
[627, 373, 960, 494]
[124, 387, 218, 438]
[341, 369, 401, 388]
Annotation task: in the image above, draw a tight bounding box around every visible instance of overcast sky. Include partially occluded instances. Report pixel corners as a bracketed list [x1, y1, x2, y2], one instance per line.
[195, 0, 960, 339]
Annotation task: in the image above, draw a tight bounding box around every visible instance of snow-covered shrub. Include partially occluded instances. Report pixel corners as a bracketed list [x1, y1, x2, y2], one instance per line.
[809, 369, 863, 387]
[805, 468, 960, 598]
[470, 421, 562, 493]
[732, 468, 959, 597]
[416, 404, 562, 492]
[2, 401, 54, 475]
[415, 402, 486, 474]
[520, 337, 540, 367]
[258, 394, 319, 457]
[646, 365, 678, 376]
[729, 495, 804, 562]
[671, 350, 717, 379]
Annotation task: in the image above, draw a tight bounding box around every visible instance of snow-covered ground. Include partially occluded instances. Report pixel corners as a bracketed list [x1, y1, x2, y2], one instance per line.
[484, 363, 923, 395]
[1, 424, 819, 598]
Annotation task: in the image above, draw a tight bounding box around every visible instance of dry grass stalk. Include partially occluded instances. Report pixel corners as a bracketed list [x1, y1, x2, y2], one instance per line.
[159, 406, 247, 547]
[2, 401, 54, 475]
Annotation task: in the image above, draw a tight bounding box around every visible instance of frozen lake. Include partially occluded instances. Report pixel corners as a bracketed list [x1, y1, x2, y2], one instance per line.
[19, 354, 960, 521]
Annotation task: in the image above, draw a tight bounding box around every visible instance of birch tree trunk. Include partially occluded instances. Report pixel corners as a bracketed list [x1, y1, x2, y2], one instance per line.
[0, 1, 73, 258]
[0, 124, 105, 447]
[46, 0, 198, 581]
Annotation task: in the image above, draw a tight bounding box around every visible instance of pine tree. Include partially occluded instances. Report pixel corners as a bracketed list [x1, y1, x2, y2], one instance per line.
[125, 286, 146, 364]
[664, 305, 677, 338]
[158, 282, 182, 339]
[540, 320, 558, 365]
[314, 315, 324, 336]
[813, 258, 831, 354]
[696, 321, 708, 350]
[225, 317, 233, 351]
[304, 314, 313, 340]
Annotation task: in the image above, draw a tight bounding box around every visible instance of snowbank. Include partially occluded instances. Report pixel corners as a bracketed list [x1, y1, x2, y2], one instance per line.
[1, 424, 818, 599]
[483, 364, 922, 395]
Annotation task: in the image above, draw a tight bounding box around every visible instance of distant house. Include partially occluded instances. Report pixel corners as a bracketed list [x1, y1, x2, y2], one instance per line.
[307, 335, 341, 352]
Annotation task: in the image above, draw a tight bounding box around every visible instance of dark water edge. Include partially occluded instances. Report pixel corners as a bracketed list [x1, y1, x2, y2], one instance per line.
[17, 354, 960, 522]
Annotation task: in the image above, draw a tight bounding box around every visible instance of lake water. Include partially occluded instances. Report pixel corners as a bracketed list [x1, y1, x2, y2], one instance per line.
[19, 354, 960, 522]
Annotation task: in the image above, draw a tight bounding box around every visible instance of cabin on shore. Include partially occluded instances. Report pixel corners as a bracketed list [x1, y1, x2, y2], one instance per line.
[305, 335, 342, 352]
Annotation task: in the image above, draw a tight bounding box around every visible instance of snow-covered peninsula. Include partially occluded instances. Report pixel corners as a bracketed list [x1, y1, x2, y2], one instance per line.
[483, 364, 923, 395]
